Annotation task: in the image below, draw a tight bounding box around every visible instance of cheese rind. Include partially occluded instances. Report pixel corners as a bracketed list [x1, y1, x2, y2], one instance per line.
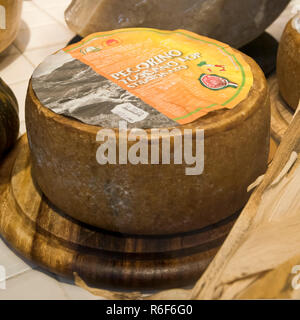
[277, 16, 300, 111]
[26, 43, 270, 235]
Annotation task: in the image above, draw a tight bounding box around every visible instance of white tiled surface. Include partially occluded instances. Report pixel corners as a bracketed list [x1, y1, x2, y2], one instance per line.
[0, 269, 67, 300]
[0, 0, 74, 136]
[0, 238, 32, 280]
[0, 0, 299, 300]
[0, 267, 103, 300]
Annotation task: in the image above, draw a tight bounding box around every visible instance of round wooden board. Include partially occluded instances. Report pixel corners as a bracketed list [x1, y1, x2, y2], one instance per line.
[268, 74, 294, 144]
[0, 135, 239, 290]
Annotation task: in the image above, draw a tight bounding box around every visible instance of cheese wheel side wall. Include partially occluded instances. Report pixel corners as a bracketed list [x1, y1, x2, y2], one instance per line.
[25, 55, 270, 235]
[277, 19, 300, 111]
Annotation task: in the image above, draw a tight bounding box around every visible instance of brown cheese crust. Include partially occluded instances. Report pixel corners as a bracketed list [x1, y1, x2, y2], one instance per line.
[25, 53, 270, 235]
[277, 17, 300, 111]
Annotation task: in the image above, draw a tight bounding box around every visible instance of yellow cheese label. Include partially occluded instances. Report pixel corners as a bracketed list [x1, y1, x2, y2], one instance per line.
[64, 28, 253, 125]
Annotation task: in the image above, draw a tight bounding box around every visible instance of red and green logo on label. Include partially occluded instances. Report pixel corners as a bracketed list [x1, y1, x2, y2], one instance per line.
[199, 74, 238, 90]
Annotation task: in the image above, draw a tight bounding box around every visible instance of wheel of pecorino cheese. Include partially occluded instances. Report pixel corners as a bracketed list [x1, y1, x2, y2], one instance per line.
[26, 28, 270, 235]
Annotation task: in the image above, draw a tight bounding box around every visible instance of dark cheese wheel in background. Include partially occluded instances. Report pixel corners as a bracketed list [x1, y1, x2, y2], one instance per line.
[0, 78, 19, 159]
[26, 29, 270, 235]
[64, 0, 290, 48]
[240, 32, 278, 77]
